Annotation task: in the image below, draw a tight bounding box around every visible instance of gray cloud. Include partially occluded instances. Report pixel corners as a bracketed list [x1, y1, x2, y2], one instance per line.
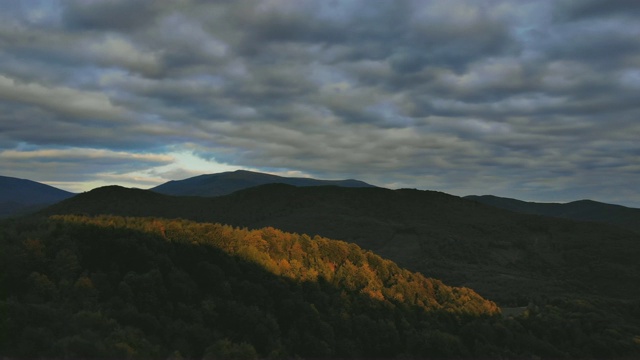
[0, 147, 173, 188]
[62, 0, 164, 31]
[554, 0, 640, 21]
[0, 0, 639, 207]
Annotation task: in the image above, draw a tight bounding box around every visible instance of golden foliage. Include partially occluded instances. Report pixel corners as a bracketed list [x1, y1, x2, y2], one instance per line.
[50, 214, 500, 317]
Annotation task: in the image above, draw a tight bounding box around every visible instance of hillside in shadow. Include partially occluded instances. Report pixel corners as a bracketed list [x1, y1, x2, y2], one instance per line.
[466, 195, 640, 234]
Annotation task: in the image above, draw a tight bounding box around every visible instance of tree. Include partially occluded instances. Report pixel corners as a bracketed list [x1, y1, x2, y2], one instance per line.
[204, 339, 258, 360]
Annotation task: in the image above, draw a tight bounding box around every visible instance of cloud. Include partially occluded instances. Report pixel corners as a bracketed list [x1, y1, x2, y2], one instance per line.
[0, 0, 639, 207]
[85, 35, 162, 76]
[0, 74, 128, 121]
[62, 0, 163, 31]
[0, 148, 174, 187]
[554, 0, 640, 21]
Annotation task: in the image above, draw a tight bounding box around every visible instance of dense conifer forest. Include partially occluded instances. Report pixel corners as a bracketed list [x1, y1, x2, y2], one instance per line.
[1, 215, 639, 358]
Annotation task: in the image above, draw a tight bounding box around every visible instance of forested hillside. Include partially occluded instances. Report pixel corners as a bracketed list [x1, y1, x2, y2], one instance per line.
[2, 215, 639, 358]
[466, 195, 640, 234]
[44, 185, 640, 304]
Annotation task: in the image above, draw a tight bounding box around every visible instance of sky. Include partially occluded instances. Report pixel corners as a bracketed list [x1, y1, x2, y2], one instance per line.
[1, 0, 639, 207]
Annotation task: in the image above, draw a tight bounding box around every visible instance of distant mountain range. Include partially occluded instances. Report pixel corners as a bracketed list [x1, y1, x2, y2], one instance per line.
[151, 169, 375, 197]
[42, 183, 640, 305]
[7, 170, 639, 238]
[0, 171, 373, 217]
[0, 175, 74, 218]
[465, 195, 640, 234]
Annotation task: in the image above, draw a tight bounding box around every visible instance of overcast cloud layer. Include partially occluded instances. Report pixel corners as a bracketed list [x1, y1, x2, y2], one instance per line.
[1, 0, 639, 206]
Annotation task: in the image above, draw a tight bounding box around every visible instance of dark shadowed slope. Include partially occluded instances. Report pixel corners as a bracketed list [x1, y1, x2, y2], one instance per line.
[42, 184, 640, 305]
[0, 175, 74, 217]
[151, 169, 375, 197]
[465, 195, 640, 234]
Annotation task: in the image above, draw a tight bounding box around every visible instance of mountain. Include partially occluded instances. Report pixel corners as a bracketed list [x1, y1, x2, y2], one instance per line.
[465, 195, 640, 234]
[151, 169, 375, 197]
[42, 184, 640, 305]
[0, 175, 74, 218]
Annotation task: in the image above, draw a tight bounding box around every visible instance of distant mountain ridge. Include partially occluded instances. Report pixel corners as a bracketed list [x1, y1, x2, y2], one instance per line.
[0, 175, 74, 217]
[151, 169, 375, 197]
[465, 195, 640, 234]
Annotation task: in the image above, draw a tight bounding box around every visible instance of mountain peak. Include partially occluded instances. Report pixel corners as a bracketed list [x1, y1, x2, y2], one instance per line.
[0, 175, 75, 218]
[151, 170, 375, 197]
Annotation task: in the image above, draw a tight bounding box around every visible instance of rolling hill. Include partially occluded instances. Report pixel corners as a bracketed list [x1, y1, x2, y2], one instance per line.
[0, 175, 74, 218]
[0, 214, 502, 358]
[42, 184, 640, 305]
[465, 195, 640, 234]
[150, 169, 375, 197]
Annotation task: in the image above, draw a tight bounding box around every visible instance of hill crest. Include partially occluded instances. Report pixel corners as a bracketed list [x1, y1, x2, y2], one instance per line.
[465, 194, 640, 233]
[151, 169, 375, 197]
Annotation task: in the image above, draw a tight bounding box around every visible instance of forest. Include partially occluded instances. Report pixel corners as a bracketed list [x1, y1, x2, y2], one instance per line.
[1, 214, 639, 358]
[43, 184, 640, 304]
